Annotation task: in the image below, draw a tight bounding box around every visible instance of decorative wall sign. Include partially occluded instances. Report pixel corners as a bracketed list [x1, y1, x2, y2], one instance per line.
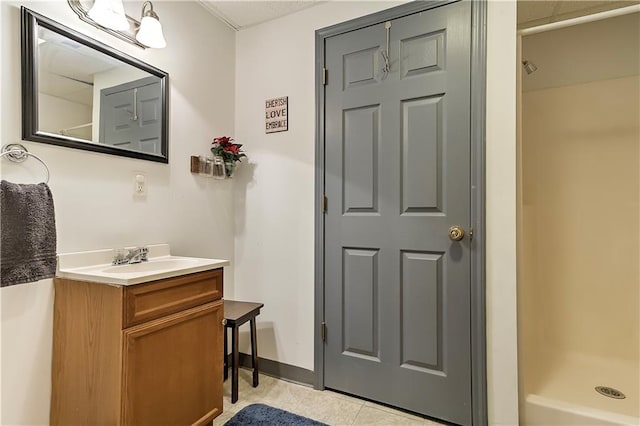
[265, 96, 288, 133]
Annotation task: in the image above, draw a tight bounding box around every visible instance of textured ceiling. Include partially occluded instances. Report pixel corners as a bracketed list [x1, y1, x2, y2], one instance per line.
[197, 0, 323, 30]
[196, 0, 640, 31]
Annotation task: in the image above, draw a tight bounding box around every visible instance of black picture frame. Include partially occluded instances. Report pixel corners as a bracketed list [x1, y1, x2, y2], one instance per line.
[21, 7, 169, 164]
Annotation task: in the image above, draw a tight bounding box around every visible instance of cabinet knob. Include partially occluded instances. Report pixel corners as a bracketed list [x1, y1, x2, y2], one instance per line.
[222, 319, 227, 326]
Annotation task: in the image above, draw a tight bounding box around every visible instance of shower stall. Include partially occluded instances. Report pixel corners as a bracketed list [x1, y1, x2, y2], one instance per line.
[517, 5, 640, 425]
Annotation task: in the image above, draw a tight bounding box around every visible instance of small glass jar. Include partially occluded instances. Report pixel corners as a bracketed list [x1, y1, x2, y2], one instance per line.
[212, 156, 226, 179]
[198, 156, 214, 176]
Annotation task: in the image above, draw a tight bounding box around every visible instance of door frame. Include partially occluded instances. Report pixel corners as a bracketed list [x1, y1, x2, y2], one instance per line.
[313, 1, 487, 424]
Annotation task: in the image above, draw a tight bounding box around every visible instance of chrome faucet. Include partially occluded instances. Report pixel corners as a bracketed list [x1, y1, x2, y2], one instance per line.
[112, 247, 149, 265]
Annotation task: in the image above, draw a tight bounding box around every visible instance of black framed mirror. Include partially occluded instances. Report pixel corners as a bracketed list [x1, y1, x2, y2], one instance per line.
[21, 7, 169, 163]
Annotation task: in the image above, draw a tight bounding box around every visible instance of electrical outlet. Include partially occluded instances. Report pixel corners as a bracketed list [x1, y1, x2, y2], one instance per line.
[134, 173, 146, 196]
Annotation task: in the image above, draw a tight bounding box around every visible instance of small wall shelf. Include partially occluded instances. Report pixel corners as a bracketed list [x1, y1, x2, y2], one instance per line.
[190, 155, 226, 179]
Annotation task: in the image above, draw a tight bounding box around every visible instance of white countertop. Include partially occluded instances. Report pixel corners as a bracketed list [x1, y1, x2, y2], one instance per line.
[56, 244, 230, 286]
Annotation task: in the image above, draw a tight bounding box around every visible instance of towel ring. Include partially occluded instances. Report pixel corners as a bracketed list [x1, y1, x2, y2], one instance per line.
[0, 143, 50, 184]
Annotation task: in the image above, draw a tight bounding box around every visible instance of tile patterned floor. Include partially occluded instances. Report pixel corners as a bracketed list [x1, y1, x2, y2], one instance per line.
[214, 369, 446, 425]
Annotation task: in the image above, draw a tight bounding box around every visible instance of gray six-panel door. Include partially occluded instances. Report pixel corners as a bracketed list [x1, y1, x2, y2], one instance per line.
[324, 2, 472, 424]
[100, 76, 162, 154]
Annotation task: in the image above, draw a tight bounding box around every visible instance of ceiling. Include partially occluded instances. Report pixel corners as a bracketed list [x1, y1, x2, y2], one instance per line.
[197, 0, 639, 30]
[197, 0, 323, 30]
[38, 26, 120, 105]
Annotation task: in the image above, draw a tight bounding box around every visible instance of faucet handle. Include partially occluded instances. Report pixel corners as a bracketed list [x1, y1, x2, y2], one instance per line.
[112, 248, 127, 265]
[137, 246, 149, 261]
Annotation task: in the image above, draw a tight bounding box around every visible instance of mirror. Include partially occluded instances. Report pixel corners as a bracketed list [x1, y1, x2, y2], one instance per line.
[21, 7, 169, 163]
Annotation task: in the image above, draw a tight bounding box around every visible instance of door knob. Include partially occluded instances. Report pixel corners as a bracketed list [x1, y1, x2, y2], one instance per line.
[448, 226, 465, 241]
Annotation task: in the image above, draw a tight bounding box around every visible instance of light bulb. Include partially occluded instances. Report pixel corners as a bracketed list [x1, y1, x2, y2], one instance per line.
[136, 15, 166, 48]
[88, 0, 129, 31]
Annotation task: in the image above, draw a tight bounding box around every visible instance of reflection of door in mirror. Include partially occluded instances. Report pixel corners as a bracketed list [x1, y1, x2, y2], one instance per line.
[99, 76, 162, 155]
[36, 25, 162, 153]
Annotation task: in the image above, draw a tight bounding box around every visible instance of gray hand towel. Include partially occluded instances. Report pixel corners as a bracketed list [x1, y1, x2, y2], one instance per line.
[1, 180, 57, 287]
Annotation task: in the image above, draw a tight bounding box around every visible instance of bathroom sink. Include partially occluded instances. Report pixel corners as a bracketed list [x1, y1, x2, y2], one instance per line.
[56, 244, 230, 285]
[101, 257, 199, 274]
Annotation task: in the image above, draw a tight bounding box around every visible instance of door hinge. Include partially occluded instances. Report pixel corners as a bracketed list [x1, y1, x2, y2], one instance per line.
[321, 321, 327, 342]
[322, 68, 327, 85]
[323, 195, 328, 213]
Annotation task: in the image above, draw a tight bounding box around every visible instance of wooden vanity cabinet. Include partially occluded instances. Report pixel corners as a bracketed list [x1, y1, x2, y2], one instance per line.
[51, 269, 224, 426]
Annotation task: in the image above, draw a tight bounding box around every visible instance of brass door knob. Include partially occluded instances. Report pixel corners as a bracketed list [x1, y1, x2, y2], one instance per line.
[448, 226, 465, 241]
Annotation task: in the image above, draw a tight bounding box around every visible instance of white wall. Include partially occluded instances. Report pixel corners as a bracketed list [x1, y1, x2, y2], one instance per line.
[39, 93, 93, 140]
[0, 2, 236, 424]
[234, 1, 519, 424]
[234, 0, 407, 372]
[486, 1, 518, 424]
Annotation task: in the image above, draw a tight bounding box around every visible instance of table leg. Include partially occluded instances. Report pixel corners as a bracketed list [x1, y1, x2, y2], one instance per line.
[250, 317, 259, 387]
[232, 325, 239, 403]
[223, 326, 228, 381]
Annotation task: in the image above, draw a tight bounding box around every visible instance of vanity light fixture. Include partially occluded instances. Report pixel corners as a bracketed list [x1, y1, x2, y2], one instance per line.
[67, 0, 167, 49]
[135, 2, 166, 49]
[87, 0, 128, 31]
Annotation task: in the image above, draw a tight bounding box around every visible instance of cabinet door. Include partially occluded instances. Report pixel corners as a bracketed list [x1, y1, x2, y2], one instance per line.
[122, 301, 223, 426]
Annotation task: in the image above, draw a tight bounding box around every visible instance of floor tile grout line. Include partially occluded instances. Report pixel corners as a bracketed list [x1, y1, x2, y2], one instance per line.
[351, 400, 366, 425]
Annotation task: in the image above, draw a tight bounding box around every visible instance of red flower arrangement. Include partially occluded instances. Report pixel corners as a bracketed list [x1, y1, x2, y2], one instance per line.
[211, 136, 246, 164]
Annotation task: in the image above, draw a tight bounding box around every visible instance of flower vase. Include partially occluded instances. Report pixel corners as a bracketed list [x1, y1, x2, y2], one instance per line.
[224, 161, 236, 178]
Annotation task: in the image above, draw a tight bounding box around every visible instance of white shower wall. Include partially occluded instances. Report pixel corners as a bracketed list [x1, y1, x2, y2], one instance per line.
[521, 74, 640, 415]
[519, 13, 640, 423]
